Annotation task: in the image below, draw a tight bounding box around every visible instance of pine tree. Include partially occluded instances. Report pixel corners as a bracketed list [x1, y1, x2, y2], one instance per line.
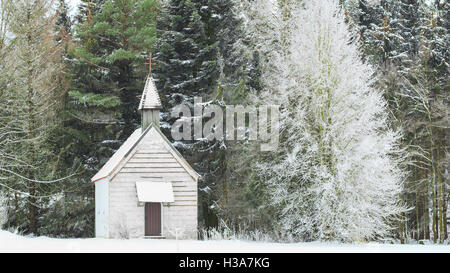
[71, 0, 158, 137]
[56, 0, 71, 39]
[153, 0, 245, 228]
[37, 0, 159, 236]
[408, 1, 448, 242]
[67, 0, 158, 181]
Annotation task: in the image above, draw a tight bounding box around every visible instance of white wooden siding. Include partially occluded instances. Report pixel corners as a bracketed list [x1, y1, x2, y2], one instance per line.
[95, 178, 109, 238]
[108, 127, 197, 239]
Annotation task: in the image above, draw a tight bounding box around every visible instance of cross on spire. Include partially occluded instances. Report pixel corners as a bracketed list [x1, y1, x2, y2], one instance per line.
[145, 52, 156, 76]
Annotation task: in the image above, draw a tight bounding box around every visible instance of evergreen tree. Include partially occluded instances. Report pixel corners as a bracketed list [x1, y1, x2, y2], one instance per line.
[43, 0, 159, 236]
[153, 0, 246, 228]
[405, 1, 448, 242]
[71, 0, 158, 138]
[34, 0, 97, 238]
[56, 0, 71, 38]
[349, 0, 449, 242]
[67, 0, 158, 182]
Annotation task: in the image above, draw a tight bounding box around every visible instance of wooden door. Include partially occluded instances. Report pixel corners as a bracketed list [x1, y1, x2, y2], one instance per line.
[145, 202, 161, 236]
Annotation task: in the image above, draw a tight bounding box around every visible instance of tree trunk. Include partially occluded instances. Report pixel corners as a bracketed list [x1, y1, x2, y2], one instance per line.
[444, 193, 448, 239]
[432, 183, 437, 243]
[424, 193, 430, 239]
[26, 28, 37, 235]
[436, 131, 444, 243]
[419, 163, 430, 240]
[429, 127, 438, 243]
[417, 190, 423, 239]
[28, 183, 37, 234]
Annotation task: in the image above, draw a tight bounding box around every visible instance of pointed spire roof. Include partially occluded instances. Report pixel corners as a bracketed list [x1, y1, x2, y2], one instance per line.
[138, 76, 162, 110]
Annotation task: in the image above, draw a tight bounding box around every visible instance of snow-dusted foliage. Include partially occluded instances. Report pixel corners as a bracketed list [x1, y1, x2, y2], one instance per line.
[240, 0, 407, 241]
[0, 192, 7, 228]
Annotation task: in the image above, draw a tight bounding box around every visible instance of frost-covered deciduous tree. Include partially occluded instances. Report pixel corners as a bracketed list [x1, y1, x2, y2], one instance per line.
[242, 0, 407, 242]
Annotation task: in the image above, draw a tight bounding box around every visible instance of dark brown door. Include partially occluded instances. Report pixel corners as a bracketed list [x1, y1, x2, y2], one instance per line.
[145, 202, 161, 236]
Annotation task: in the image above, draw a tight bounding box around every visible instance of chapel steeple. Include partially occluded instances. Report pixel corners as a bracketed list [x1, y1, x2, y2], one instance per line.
[138, 75, 162, 131]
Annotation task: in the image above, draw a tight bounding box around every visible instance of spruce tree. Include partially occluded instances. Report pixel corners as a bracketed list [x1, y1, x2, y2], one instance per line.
[67, 0, 158, 180]
[44, 0, 159, 236]
[154, 0, 245, 228]
[71, 0, 158, 137]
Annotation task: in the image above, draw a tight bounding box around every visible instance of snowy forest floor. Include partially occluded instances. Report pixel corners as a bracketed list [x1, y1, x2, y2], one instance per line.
[0, 230, 449, 253]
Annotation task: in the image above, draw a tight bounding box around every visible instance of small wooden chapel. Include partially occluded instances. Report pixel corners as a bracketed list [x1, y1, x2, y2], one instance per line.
[92, 74, 200, 239]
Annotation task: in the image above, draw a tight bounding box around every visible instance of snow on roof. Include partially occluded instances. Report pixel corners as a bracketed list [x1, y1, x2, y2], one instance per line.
[138, 76, 162, 110]
[91, 128, 142, 182]
[91, 125, 200, 182]
[135, 181, 174, 203]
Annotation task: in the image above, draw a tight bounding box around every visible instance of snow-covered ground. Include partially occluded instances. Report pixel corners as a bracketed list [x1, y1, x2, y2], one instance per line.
[0, 230, 448, 253]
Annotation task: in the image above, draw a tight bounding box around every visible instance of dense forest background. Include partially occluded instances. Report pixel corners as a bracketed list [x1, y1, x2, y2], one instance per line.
[0, 0, 448, 243]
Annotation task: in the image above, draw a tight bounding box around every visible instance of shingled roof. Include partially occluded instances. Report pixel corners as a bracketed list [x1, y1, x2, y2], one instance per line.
[91, 125, 200, 183]
[138, 76, 162, 110]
